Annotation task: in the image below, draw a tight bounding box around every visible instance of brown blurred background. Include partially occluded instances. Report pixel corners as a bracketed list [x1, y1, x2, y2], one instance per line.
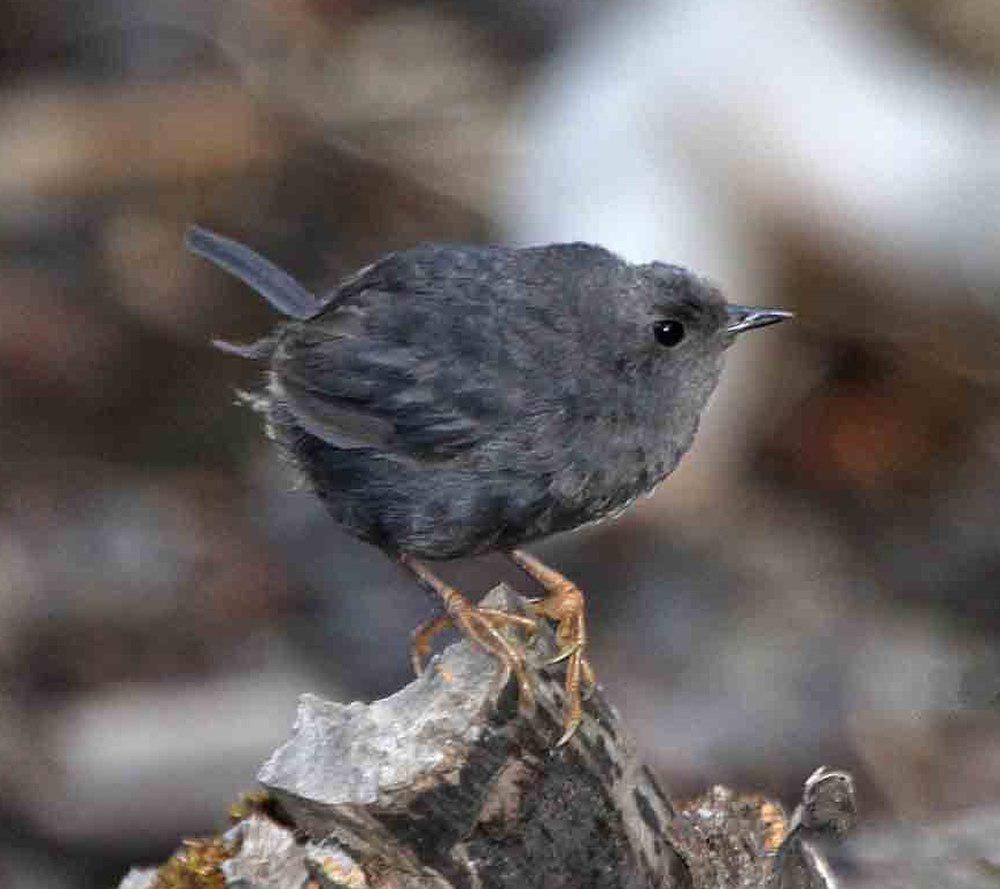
[0, 1, 998, 886]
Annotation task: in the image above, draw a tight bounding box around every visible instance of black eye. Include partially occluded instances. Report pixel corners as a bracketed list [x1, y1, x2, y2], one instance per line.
[653, 319, 685, 347]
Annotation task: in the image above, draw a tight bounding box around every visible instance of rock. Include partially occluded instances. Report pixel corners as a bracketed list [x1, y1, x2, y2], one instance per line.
[222, 815, 308, 889]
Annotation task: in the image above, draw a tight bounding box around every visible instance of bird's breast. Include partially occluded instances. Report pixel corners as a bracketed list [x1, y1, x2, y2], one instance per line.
[538, 405, 695, 534]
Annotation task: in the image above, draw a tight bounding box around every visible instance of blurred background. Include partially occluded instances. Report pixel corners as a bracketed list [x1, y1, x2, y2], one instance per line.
[0, 0, 998, 886]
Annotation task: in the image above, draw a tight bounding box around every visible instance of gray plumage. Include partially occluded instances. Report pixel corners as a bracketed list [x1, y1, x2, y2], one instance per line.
[188, 227, 788, 559]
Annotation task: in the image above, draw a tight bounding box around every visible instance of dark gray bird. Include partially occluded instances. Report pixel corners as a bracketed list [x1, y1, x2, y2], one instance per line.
[186, 225, 791, 743]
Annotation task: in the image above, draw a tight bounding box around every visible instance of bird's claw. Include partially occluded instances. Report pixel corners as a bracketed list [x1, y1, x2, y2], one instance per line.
[555, 715, 582, 747]
[508, 550, 596, 747]
[546, 640, 583, 666]
[405, 574, 540, 723]
[581, 659, 597, 700]
[409, 612, 453, 678]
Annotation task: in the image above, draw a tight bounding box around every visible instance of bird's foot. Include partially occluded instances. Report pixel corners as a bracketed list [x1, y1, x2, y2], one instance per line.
[410, 608, 538, 675]
[509, 549, 595, 746]
[410, 612, 452, 676]
[401, 555, 537, 713]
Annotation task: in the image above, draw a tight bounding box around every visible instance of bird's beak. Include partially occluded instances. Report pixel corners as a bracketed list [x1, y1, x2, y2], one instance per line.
[726, 304, 794, 334]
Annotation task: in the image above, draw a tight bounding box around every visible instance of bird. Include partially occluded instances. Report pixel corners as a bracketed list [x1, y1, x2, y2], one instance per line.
[186, 225, 791, 744]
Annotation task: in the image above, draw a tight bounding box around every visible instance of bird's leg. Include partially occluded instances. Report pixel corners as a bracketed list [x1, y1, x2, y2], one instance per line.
[409, 613, 452, 677]
[508, 549, 595, 745]
[399, 554, 537, 711]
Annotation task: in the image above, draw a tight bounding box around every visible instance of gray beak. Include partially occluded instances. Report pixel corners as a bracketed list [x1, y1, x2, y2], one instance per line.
[726, 304, 794, 334]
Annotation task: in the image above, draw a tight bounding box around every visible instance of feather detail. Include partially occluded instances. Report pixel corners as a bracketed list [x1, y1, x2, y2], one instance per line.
[212, 335, 278, 359]
[186, 225, 321, 320]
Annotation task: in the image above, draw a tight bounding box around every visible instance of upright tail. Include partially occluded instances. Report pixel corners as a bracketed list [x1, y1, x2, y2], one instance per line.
[185, 225, 321, 321]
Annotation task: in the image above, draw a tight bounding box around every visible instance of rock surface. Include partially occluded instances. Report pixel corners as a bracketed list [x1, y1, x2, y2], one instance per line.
[118, 587, 854, 888]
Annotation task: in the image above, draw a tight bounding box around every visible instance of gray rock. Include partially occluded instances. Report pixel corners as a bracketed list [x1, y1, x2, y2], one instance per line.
[304, 840, 367, 889]
[222, 815, 308, 889]
[117, 868, 158, 889]
[116, 586, 856, 889]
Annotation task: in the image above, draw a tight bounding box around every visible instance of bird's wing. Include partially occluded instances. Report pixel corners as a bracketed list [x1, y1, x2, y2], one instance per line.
[272, 257, 530, 461]
[274, 326, 501, 461]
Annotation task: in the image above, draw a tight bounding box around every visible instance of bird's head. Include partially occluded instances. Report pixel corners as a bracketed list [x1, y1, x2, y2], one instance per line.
[604, 261, 793, 450]
[637, 260, 792, 357]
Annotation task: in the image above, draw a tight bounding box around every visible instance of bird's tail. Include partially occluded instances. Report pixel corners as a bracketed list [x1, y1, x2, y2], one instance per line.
[211, 334, 279, 359]
[185, 225, 321, 321]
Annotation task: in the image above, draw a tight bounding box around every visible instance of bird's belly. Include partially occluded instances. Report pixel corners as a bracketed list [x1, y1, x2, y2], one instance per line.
[281, 412, 687, 558]
[287, 428, 554, 558]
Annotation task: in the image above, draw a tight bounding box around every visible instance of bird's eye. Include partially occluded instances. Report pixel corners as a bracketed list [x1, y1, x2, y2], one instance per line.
[653, 319, 685, 347]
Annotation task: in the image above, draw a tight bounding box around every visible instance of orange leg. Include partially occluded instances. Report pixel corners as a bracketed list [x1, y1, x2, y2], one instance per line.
[509, 549, 595, 745]
[410, 613, 452, 677]
[410, 609, 537, 676]
[400, 554, 537, 711]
